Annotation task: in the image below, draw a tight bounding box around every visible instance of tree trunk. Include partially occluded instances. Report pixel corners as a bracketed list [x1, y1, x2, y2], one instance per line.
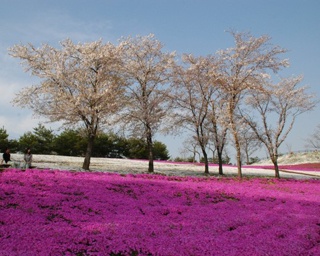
[201, 148, 209, 175]
[245, 149, 250, 165]
[229, 101, 242, 178]
[271, 154, 280, 178]
[231, 125, 242, 178]
[217, 150, 224, 175]
[235, 143, 242, 178]
[146, 129, 154, 173]
[82, 134, 95, 170]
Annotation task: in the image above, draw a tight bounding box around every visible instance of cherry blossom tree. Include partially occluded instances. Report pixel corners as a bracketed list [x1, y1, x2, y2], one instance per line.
[9, 39, 125, 170]
[172, 54, 222, 174]
[217, 31, 289, 178]
[240, 76, 316, 178]
[207, 91, 229, 175]
[118, 34, 175, 172]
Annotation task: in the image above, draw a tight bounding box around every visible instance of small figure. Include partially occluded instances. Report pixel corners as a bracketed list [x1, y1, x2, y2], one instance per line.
[2, 148, 11, 164]
[24, 148, 33, 169]
[1, 148, 20, 168]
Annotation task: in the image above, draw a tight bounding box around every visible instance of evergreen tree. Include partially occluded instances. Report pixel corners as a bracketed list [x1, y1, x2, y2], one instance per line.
[0, 127, 9, 151]
[53, 129, 86, 156]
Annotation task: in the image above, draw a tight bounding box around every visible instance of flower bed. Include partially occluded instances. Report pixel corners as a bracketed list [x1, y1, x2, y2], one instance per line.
[1, 168, 320, 255]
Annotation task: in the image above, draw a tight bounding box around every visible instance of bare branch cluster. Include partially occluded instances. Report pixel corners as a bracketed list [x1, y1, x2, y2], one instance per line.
[305, 124, 320, 150]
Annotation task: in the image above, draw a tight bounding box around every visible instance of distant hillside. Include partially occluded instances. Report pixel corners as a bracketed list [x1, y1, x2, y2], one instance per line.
[257, 151, 320, 165]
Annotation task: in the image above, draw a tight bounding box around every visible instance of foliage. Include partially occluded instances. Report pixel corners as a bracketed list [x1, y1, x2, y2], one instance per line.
[92, 133, 129, 158]
[125, 138, 170, 160]
[124, 137, 147, 159]
[18, 132, 38, 152]
[173, 157, 189, 162]
[1, 124, 170, 160]
[153, 141, 170, 160]
[53, 129, 86, 156]
[7, 139, 20, 153]
[18, 124, 55, 154]
[173, 156, 195, 163]
[90, 133, 115, 157]
[249, 156, 260, 164]
[200, 155, 230, 164]
[55, 131, 169, 160]
[0, 127, 9, 151]
[33, 124, 56, 154]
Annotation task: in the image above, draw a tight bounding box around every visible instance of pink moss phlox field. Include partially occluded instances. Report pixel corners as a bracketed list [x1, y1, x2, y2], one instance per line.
[1, 169, 320, 255]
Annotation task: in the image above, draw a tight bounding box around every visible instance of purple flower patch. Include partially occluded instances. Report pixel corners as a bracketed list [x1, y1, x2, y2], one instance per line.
[0, 168, 319, 255]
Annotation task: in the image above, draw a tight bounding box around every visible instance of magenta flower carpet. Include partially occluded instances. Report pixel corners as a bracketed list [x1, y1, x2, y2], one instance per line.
[1, 168, 320, 255]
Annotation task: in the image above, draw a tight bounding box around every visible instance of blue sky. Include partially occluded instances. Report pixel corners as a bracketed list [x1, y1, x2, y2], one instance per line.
[1, 0, 319, 160]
